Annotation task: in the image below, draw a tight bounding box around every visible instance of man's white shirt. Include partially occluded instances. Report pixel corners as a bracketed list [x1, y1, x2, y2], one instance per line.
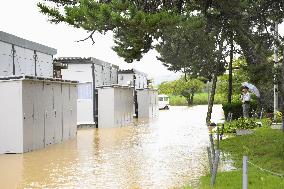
[241, 92, 251, 102]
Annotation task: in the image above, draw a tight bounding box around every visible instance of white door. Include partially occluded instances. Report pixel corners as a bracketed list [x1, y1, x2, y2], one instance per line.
[33, 81, 45, 150]
[62, 84, 71, 140]
[53, 83, 63, 143]
[44, 82, 55, 146]
[69, 84, 77, 138]
[22, 81, 34, 152]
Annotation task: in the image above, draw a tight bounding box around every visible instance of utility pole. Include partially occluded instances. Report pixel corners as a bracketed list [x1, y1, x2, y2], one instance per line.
[274, 21, 279, 120]
[228, 34, 233, 105]
[282, 49, 284, 132]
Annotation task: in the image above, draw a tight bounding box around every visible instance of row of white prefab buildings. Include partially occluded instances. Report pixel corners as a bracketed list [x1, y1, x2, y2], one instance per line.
[0, 31, 158, 154]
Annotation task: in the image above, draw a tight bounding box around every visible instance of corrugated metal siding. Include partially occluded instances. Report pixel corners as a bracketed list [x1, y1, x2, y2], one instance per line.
[94, 64, 103, 87]
[14, 46, 35, 76]
[77, 82, 93, 100]
[0, 41, 13, 76]
[36, 52, 53, 77]
[0, 78, 77, 154]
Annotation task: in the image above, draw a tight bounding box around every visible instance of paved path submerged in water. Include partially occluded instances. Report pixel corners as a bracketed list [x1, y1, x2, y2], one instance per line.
[0, 105, 223, 189]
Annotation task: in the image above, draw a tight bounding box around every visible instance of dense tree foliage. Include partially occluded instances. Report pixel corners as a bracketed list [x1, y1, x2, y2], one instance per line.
[38, 0, 284, 63]
[217, 58, 249, 102]
[38, 0, 284, 123]
[158, 77, 205, 105]
[156, 16, 225, 80]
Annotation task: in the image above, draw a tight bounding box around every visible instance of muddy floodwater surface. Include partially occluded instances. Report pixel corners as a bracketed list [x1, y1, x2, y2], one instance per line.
[0, 105, 223, 189]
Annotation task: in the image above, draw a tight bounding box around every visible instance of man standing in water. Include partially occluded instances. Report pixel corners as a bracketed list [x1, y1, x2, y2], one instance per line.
[241, 86, 251, 118]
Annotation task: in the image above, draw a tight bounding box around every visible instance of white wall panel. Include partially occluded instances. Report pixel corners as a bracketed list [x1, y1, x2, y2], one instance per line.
[36, 52, 53, 78]
[44, 82, 55, 146]
[53, 83, 63, 144]
[98, 87, 133, 128]
[0, 81, 23, 154]
[14, 46, 35, 76]
[33, 81, 45, 150]
[103, 66, 111, 86]
[77, 82, 92, 99]
[118, 74, 134, 86]
[137, 89, 158, 118]
[94, 64, 103, 87]
[0, 79, 77, 154]
[61, 64, 92, 83]
[99, 88, 114, 128]
[62, 84, 71, 141]
[77, 99, 94, 124]
[0, 41, 13, 76]
[22, 80, 34, 152]
[111, 67, 118, 84]
[69, 84, 77, 138]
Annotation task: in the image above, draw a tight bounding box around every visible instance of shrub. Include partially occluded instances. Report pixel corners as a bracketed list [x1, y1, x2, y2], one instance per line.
[222, 100, 258, 120]
[261, 118, 273, 127]
[274, 111, 282, 123]
[168, 93, 223, 106]
[223, 118, 259, 133]
[168, 95, 187, 106]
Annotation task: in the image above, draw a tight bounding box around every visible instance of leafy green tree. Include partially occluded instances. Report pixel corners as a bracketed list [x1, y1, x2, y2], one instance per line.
[175, 78, 205, 106]
[38, 0, 284, 123]
[217, 58, 249, 102]
[156, 16, 225, 80]
[159, 77, 205, 106]
[158, 81, 175, 95]
[155, 15, 226, 123]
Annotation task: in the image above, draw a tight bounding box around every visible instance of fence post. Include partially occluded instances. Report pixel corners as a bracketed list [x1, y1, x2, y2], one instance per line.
[207, 147, 213, 175]
[217, 127, 220, 149]
[209, 134, 215, 160]
[211, 149, 220, 187]
[243, 156, 248, 189]
[220, 124, 225, 140]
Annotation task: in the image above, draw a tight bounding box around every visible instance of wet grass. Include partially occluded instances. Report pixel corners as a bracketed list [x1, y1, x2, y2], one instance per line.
[197, 127, 284, 189]
[199, 168, 284, 189]
[183, 127, 284, 188]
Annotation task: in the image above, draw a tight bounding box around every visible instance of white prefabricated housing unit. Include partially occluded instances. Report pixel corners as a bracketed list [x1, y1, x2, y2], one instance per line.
[137, 89, 159, 118]
[54, 57, 119, 126]
[118, 69, 152, 118]
[0, 76, 77, 154]
[0, 31, 56, 78]
[98, 86, 134, 128]
[118, 69, 148, 89]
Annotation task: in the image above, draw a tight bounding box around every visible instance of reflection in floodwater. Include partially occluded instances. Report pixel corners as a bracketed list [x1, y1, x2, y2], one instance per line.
[0, 105, 224, 189]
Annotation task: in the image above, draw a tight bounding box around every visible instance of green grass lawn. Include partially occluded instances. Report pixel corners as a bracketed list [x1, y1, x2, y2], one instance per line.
[197, 127, 284, 189]
[169, 93, 223, 106]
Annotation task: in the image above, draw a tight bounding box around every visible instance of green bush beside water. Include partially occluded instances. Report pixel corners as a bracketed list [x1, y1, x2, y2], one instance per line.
[222, 100, 258, 120]
[221, 118, 260, 133]
[169, 93, 223, 106]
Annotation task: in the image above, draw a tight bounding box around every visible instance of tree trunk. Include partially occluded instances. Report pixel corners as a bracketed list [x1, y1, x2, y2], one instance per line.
[186, 94, 193, 106]
[228, 35, 233, 105]
[190, 93, 194, 105]
[206, 73, 218, 125]
[187, 97, 191, 106]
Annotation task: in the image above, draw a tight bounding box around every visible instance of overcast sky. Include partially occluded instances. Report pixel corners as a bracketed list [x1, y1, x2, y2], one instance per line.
[0, 0, 182, 84]
[0, 0, 284, 84]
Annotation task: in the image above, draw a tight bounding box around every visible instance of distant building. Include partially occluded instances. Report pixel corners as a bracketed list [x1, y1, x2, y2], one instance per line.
[118, 69, 148, 89]
[53, 57, 120, 126]
[118, 69, 158, 118]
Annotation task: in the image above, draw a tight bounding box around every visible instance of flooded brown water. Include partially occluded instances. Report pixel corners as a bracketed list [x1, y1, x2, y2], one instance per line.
[0, 105, 223, 189]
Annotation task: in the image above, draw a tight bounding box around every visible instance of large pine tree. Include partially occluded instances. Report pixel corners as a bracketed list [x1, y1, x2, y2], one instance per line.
[38, 0, 284, 124]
